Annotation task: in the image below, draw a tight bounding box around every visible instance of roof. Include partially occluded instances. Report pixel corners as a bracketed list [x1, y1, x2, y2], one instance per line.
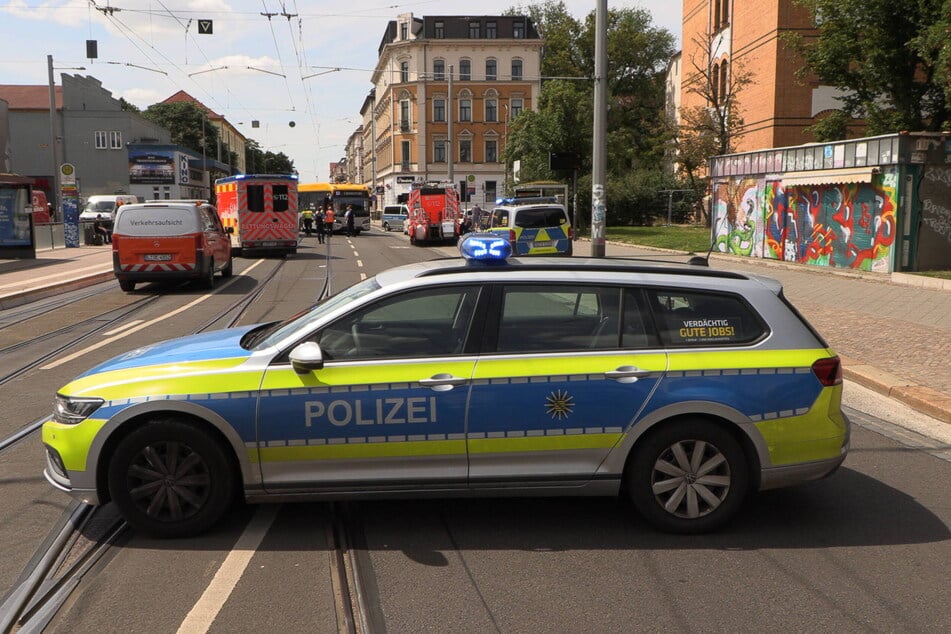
[0, 85, 62, 110]
[161, 90, 222, 119]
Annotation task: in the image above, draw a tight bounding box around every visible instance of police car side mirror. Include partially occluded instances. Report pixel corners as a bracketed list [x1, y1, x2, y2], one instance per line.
[289, 341, 324, 374]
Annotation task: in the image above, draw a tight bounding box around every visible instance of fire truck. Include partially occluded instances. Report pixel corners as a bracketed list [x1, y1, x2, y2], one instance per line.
[214, 174, 298, 257]
[406, 181, 462, 245]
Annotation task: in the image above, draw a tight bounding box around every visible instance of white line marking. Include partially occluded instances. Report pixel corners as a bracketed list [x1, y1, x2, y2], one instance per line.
[356, 260, 363, 267]
[102, 320, 144, 336]
[176, 505, 280, 633]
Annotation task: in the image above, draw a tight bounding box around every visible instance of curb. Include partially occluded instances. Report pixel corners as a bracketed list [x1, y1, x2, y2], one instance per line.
[0, 271, 115, 311]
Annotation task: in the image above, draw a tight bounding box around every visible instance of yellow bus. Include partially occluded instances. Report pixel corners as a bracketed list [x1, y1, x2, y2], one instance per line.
[298, 182, 371, 234]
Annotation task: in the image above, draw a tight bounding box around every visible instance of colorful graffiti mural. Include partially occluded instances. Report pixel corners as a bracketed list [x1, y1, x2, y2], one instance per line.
[713, 174, 897, 272]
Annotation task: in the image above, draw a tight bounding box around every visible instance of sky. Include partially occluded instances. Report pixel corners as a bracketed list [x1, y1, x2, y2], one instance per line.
[0, 1, 682, 183]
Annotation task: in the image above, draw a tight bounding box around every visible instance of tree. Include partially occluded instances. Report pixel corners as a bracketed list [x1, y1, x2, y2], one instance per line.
[244, 139, 294, 174]
[141, 101, 220, 157]
[118, 97, 139, 113]
[673, 31, 752, 204]
[789, 0, 949, 134]
[912, 0, 951, 129]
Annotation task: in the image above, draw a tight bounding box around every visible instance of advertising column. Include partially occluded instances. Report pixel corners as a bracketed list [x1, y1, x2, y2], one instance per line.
[60, 163, 80, 247]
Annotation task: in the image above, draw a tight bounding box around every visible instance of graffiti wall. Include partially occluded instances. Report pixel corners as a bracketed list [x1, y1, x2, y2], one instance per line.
[713, 174, 898, 272]
[917, 166, 951, 270]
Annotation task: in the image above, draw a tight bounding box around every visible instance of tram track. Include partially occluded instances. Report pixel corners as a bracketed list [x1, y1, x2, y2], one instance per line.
[0, 251, 343, 632]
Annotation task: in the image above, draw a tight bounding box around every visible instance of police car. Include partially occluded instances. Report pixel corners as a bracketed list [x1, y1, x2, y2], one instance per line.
[487, 197, 573, 256]
[43, 234, 849, 537]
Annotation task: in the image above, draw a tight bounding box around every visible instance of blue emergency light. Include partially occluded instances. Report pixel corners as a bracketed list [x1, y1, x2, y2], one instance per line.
[459, 233, 512, 262]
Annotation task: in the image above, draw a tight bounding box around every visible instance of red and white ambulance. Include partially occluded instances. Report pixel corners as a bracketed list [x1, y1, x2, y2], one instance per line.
[214, 174, 299, 257]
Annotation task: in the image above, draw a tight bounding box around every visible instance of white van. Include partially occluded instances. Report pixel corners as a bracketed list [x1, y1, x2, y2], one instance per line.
[79, 194, 140, 225]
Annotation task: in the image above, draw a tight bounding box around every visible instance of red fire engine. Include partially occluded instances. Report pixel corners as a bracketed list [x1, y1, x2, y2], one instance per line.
[215, 174, 298, 257]
[406, 181, 461, 245]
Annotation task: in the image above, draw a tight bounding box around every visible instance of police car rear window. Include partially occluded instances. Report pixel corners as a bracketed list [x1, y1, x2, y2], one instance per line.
[647, 288, 767, 347]
[514, 207, 568, 228]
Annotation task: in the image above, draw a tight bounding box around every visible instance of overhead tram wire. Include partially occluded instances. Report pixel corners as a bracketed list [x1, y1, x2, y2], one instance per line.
[260, 0, 298, 112]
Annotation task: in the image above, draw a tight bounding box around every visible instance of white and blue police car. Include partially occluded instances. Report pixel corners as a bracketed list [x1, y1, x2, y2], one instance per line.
[44, 234, 849, 537]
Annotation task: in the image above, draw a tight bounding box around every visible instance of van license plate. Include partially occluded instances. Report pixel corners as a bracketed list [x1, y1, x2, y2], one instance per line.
[532, 240, 554, 248]
[144, 254, 172, 261]
[261, 241, 277, 246]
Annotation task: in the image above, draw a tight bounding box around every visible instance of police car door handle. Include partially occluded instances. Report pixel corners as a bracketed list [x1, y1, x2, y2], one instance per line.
[604, 366, 650, 383]
[418, 373, 468, 391]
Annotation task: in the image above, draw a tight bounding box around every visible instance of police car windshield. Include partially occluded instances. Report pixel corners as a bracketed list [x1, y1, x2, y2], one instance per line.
[248, 277, 382, 350]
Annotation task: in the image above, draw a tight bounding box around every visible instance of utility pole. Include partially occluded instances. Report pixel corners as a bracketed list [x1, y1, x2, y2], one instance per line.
[590, 0, 608, 257]
[47, 54, 60, 216]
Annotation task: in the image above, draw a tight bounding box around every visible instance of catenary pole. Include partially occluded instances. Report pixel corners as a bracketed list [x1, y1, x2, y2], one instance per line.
[590, 0, 607, 257]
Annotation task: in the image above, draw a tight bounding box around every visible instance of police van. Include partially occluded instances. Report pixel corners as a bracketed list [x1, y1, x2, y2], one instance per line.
[487, 197, 573, 256]
[43, 234, 849, 537]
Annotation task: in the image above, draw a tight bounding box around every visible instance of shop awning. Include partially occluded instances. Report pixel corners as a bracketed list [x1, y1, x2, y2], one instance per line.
[781, 167, 878, 187]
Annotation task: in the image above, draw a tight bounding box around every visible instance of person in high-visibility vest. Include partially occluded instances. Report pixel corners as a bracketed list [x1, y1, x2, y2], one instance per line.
[324, 204, 335, 241]
[301, 205, 315, 236]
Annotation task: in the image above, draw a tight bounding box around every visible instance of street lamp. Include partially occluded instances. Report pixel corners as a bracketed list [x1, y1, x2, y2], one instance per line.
[47, 54, 85, 216]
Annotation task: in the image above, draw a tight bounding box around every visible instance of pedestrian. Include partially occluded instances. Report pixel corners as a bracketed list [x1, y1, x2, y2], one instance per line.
[301, 205, 315, 236]
[94, 214, 111, 244]
[324, 205, 335, 240]
[314, 207, 326, 244]
[345, 205, 355, 237]
[471, 204, 483, 231]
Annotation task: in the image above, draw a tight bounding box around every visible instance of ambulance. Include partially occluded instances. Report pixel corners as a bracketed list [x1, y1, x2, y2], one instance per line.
[214, 174, 299, 257]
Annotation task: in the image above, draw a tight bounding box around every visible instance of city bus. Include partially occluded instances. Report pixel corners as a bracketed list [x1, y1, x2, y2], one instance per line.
[298, 182, 371, 234]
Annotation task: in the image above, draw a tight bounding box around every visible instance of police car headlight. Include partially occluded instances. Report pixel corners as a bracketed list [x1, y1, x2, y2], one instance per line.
[54, 395, 104, 425]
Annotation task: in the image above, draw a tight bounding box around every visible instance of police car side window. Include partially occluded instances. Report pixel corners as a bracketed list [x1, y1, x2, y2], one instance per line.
[317, 286, 481, 360]
[496, 285, 620, 352]
[646, 288, 767, 347]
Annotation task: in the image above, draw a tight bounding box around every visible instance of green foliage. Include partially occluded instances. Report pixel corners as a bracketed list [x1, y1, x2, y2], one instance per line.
[141, 101, 220, 157]
[790, 0, 949, 133]
[118, 97, 139, 113]
[504, 3, 676, 191]
[807, 110, 850, 141]
[243, 138, 295, 175]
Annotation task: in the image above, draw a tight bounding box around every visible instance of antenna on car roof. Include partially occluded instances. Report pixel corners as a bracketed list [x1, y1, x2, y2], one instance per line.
[687, 203, 730, 267]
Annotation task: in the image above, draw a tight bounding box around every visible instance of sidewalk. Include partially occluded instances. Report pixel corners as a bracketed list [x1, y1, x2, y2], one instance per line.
[2, 242, 950, 429]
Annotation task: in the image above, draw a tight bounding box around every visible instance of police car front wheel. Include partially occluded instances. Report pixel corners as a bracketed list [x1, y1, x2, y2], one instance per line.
[627, 420, 749, 534]
[107, 419, 236, 538]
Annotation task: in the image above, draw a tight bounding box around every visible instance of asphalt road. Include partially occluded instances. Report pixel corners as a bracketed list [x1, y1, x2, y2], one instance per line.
[1, 229, 948, 633]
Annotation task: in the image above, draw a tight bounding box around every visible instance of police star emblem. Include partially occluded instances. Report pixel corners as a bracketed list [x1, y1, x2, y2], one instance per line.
[545, 389, 574, 420]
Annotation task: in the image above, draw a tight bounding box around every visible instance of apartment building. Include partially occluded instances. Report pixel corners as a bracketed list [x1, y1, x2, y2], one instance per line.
[364, 13, 543, 207]
[680, 0, 850, 153]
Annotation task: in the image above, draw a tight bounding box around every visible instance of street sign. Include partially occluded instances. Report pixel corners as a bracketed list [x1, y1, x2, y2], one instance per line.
[198, 20, 213, 34]
[60, 163, 76, 185]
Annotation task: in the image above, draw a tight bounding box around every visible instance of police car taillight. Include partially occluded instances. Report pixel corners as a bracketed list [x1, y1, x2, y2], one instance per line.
[459, 233, 512, 262]
[812, 356, 842, 386]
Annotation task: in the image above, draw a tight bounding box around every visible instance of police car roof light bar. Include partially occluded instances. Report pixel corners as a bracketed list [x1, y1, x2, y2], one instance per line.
[459, 233, 512, 263]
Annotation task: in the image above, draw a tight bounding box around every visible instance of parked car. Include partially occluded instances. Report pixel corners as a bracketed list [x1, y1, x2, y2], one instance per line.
[79, 194, 140, 226]
[486, 197, 573, 256]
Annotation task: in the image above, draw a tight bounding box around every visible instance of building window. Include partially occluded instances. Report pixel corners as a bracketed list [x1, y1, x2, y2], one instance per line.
[485, 98, 497, 122]
[459, 59, 471, 81]
[460, 99, 471, 122]
[719, 61, 729, 105]
[401, 141, 411, 169]
[486, 21, 497, 39]
[721, 0, 730, 26]
[400, 100, 410, 131]
[459, 139, 472, 163]
[485, 139, 497, 163]
[109, 131, 123, 149]
[469, 21, 480, 38]
[94, 130, 108, 149]
[485, 180, 497, 203]
[434, 59, 445, 81]
[513, 21, 525, 39]
[434, 21, 444, 38]
[511, 59, 523, 81]
[434, 139, 446, 163]
[486, 59, 497, 81]
[434, 98, 446, 122]
[400, 61, 409, 83]
[510, 98, 523, 118]
[400, 22, 408, 40]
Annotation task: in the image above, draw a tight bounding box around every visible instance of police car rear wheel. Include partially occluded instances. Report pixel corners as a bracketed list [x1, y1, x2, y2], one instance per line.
[628, 420, 749, 534]
[107, 420, 235, 538]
